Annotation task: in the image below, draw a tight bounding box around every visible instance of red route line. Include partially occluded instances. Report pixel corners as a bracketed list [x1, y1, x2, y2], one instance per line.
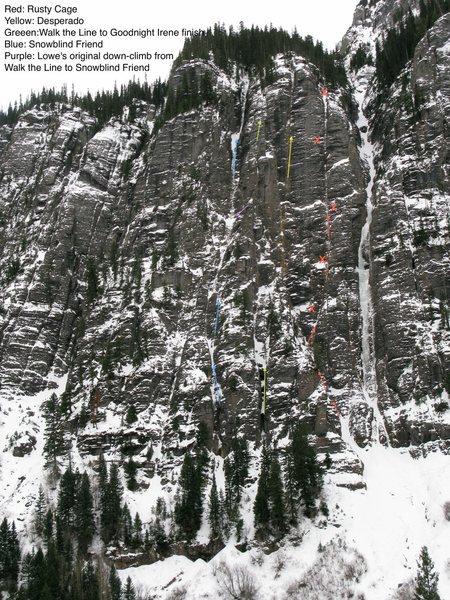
[304, 87, 342, 418]
[307, 326, 316, 344]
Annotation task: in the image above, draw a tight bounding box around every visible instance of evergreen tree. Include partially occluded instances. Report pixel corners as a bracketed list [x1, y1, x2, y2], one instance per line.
[98, 452, 108, 505]
[82, 561, 99, 600]
[27, 547, 46, 600]
[174, 452, 204, 541]
[8, 522, 20, 585]
[208, 474, 222, 541]
[60, 385, 73, 415]
[124, 458, 138, 491]
[415, 546, 441, 600]
[253, 445, 286, 535]
[55, 516, 64, 556]
[42, 393, 65, 468]
[77, 402, 90, 428]
[75, 472, 95, 554]
[287, 427, 323, 518]
[124, 576, 136, 600]
[149, 498, 169, 549]
[21, 551, 33, 589]
[44, 509, 53, 543]
[224, 437, 250, 510]
[132, 513, 143, 549]
[218, 489, 230, 538]
[268, 452, 286, 533]
[34, 486, 47, 536]
[44, 540, 60, 599]
[223, 437, 249, 537]
[149, 516, 168, 550]
[0, 519, 20, 592]
[254, 444, 270, 529]
[284, 453, 297, 524]
[350, 45, 373, 71]
[101, 463, 123, 543]
[58, 466, 78, 530]
[109, 565, 122, 600]
[174, 23, 348, 87]
[375, 0, 450, 90]
[39, 583, 53, 600]
[122, 504, 133, 546]
[125, 403, 138, 424]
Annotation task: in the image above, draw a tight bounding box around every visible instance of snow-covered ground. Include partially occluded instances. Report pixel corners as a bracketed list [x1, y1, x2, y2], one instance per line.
[1, 383, 448, 599]
[118, 445, 450, 599]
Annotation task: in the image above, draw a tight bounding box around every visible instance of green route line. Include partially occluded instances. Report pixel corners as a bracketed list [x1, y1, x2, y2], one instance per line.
[262, 367, 267, 415]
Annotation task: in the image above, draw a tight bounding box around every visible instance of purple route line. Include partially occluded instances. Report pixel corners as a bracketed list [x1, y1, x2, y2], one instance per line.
[235, 202, 252, 218]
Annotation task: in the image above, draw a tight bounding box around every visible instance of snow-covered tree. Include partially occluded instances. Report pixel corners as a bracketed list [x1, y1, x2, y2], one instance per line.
[208, 474, 222, 541]
[123, 575, 136, 600]
[414, 546, 441, 600]
[42, 393, 66, 468]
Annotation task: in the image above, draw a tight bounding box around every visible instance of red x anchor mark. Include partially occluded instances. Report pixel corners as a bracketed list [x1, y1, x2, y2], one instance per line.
[331, 400, 340, 415]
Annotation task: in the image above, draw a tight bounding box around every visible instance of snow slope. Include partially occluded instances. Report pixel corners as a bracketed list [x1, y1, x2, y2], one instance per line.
[118, 446, 450, 599]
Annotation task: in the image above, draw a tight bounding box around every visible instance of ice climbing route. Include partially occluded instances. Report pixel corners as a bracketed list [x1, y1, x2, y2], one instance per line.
[206, 80, 250, 413]
[231, 135, 239, 178]
[254, 327, 271, 433]
[235, 201, 252, 219]
[355, 77, 389, 445]
[317, 370, 328, 391]
[306, 85, 343, 418]
[212, 362, 221, 404]
[256, 118, 262, 142]
[287, 135, 293, 178]
[214, 298, 221, 336]
[262, 367, 267, 415]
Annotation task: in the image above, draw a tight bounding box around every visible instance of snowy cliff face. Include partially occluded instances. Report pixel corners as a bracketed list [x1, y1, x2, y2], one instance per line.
[370, 14, 450, 448]
[0, 56, 372, 471]
[342, 1, 450, 450]
[0, 2, 449, 598]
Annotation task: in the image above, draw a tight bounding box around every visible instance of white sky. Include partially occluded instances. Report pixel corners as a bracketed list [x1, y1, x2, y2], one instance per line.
[0, 0, 358, 110]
